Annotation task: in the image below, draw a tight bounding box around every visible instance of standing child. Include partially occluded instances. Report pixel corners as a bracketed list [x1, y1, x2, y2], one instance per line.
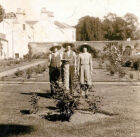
[78, 43, 93, 98]
[48, 43, 62, 94]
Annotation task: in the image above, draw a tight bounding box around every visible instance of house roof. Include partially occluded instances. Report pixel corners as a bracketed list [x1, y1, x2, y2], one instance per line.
[25, 20, 38, 25]
[54, 21, 74, 29]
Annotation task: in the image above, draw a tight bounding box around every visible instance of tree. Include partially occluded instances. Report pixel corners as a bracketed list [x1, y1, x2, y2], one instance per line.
[0, 5, 4, 22]
[76, 13, 140, 41]
[124, 13, 139, 39]
[0, 5, 5, 23]
[103, 13, 127, 40]
[76, 16, 104, 41]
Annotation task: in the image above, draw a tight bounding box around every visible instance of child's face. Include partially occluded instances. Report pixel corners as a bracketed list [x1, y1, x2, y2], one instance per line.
[83, 47, 87, 52]
[67, 46, 71, 50]
[53, 48, 58, 53]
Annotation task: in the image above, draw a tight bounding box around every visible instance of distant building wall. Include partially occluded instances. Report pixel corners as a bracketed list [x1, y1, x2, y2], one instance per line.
[0, 8, 76, 59]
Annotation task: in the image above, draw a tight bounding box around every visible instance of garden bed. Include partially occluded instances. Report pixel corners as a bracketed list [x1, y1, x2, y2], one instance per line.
[0, 59, 45, 73]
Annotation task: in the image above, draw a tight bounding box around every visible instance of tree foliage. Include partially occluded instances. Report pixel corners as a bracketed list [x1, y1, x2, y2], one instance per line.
[76, 13, 140, 41]
[76, 16, 104, 41]
[0, 5, 5, 23]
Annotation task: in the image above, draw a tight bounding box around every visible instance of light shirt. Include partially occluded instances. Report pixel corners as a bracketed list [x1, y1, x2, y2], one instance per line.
[79, 52, 92, 65]
[62, 50, 76, 66]
[78, 52, 92, 72]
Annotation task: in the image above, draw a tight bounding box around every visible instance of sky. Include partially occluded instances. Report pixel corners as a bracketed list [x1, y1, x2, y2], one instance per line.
[1, 0, 140, 25]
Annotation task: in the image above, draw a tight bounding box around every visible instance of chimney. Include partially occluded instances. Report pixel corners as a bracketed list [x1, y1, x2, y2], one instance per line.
[40, 7, 54, 23]
[16, 8, 26, 22]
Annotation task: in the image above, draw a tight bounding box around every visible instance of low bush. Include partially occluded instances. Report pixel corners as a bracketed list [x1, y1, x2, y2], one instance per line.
[34, 65, 46, 74]
[129, 73, 134, 79]
[14, 69, 24, 77]
[29, 92, 40, 114]
[56, 92, 79, 121]
[25, 67, 34, 79]
[124, 61, 132, 67]
[133, 61, 139, 70]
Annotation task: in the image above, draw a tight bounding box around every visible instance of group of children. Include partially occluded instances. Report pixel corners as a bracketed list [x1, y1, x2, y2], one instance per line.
[48, 42, 93, 98]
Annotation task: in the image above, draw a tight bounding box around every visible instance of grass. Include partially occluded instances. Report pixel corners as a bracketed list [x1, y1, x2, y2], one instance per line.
[0, 83, 139, 137]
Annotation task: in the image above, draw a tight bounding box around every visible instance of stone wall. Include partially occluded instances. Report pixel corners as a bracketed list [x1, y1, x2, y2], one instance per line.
[28, 40, 140, 56]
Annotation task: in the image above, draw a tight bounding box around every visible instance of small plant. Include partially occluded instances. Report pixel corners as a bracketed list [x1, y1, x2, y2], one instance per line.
[51, 74, 102, 121]
[29, 92, 40, 114]
[133, 61, 139, 70]
[14, 60, 20, 64]
[41, 65, 47, 72]
[129, 73, 134, 79]
[14, 69, 24, 77]
[52, 76, 80, 121]
[34, 64, 46, 74]
[118, 70, 126, 78]
[25, 67, 34, 79]
[0, 76, 5, 81]
[56, 92, 79, 121]
[110, 70, 115, 76]
[85, 85, 103, 113]
[124, 61, 132, 67]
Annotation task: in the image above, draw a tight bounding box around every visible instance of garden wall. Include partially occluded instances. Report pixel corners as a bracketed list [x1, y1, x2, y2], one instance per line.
[28, 40, 140, 56]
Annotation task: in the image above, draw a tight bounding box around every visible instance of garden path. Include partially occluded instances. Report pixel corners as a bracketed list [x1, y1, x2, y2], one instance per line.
[0, 60, 46, 78]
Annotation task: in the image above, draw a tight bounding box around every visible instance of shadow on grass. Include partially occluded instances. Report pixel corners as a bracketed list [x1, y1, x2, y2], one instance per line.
[97, 109, 119, 116]
[0, 124, 33, 137]
[46, 106, 58, 110]
[21, 91, 52, 99]
[77, 108, 118, 116]
[42, 114, 70, 122]
[20, 110, 31, 115]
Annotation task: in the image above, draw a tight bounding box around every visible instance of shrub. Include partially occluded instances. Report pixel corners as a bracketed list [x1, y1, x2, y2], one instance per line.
[133, 61, 139, 70]
[29, 92, 40, 114]
[129, 73, 134, 79]
[119, 71, 126, 78]
[14, 60, 20, 64]
[34, 64, 46, 74]
[23, 53, 31, 61]
[110, 70, 115, 76]
[14, 69, 24, 77]
[103, 43, 126, 78]
[25, 68, 34, 79]
[0, 76, 5, 81]
[52, 75, 102, 121]
[56, 92, 79, 121]
[124, 61, 132, 67]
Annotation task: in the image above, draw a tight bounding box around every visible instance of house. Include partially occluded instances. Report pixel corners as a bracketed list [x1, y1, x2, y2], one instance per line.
[0, 33, 8, 59]
[30, 8, 76, 43]
[0, 8, 76, 59]
[0, 9, 32, 58]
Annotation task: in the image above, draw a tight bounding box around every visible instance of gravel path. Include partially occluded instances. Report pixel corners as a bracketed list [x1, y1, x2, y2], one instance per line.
[0, 60, 46, 78]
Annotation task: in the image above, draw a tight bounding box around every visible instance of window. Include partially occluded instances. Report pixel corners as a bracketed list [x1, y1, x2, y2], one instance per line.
[23, 24, 26, 30]
[15, 53, 19, 59]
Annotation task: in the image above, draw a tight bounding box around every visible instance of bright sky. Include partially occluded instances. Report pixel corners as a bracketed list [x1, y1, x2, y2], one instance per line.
[1, 0, 140, 25]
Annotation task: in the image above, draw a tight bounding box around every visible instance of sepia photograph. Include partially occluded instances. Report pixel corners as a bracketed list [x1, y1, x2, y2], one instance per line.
[0, 0, 140, 136]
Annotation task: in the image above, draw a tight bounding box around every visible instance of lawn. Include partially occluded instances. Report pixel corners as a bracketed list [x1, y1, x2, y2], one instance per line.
[0, 83, 139, 137]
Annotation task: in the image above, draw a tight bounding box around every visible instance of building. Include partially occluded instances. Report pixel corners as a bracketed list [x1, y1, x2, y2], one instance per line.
[0, 33, 8, 59]
[0, 8, 76, 59]
[30, 8, 76, 42]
